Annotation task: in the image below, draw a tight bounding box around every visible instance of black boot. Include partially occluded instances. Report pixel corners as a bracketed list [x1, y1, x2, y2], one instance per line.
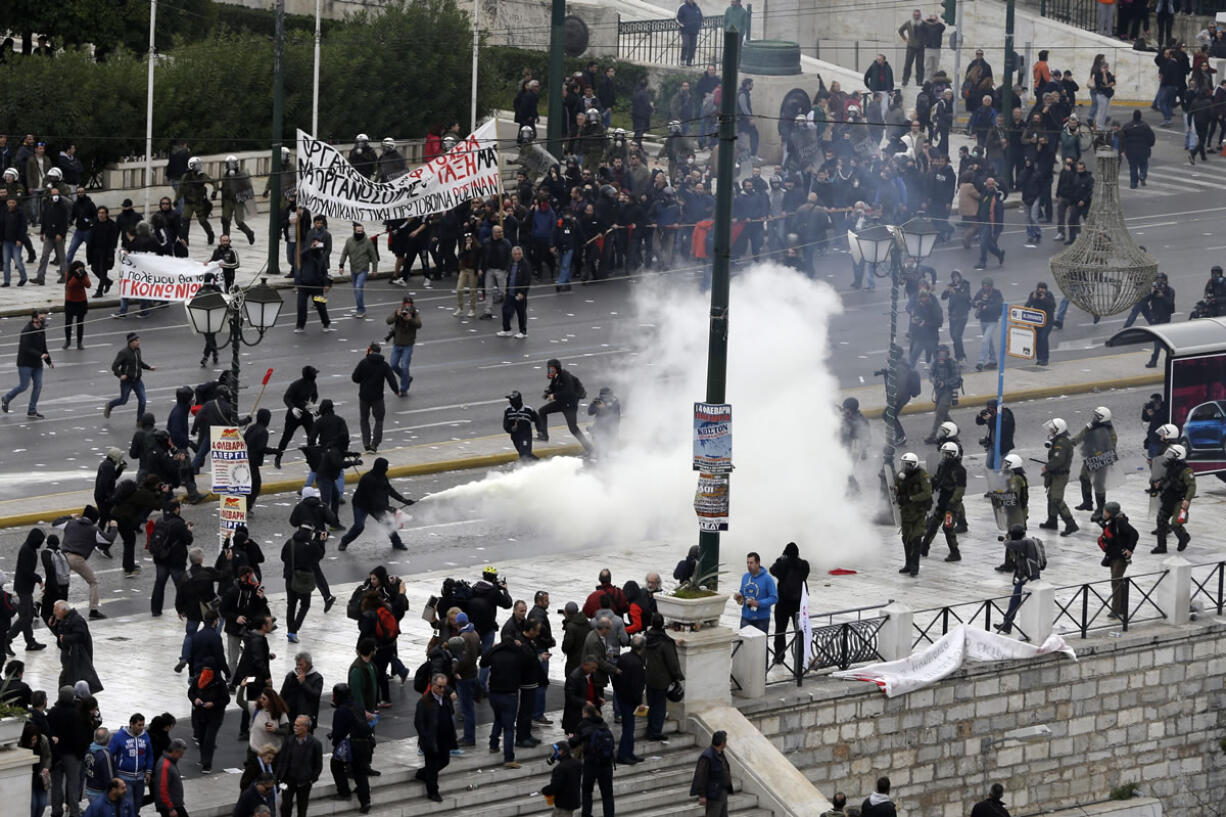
[1061, 516, 1079, 537]
[243, 225, 256, 245]
[1039, 516, 1059, 530]
[1151, 534, 1168, 554]
[1176, 530, 1190, 551]
[1090, 493, 1106, 523]
[944, 541, 961, 562]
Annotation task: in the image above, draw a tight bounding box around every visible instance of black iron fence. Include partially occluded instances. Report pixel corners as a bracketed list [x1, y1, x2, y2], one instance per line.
[616, 9, 750, 68]
[1190, 560, 1225, 615]
[729, 603, 887, 690]
[911, 594, 1031, 648]
[1038, 0, 1226, 33]
[1051, 569, 1168, 638]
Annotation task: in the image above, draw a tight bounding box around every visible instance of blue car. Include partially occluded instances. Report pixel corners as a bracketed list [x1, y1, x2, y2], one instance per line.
[1184, 400, 1226, 455]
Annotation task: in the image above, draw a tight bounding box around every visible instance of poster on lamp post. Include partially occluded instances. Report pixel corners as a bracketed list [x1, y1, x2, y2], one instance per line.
[209, 426, 252, 495]
[693, 402, 733, 472]
[695, 472, 730, 532]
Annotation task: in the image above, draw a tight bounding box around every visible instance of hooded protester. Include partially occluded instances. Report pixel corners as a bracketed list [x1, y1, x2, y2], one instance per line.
[41, 534, 70, 628]
[189, 656, 231, 773]
[503, 390, 540, 461]
[244, 408, 275, 512]
[768, 542, 811, 662]
[93, 448, 126, 525]
[337, 458, 415, 552]
[350, 342, 398, 454]
[275, 366, 319, 469]
[535, 358, 593, 455]
[6, 528, 47, 650]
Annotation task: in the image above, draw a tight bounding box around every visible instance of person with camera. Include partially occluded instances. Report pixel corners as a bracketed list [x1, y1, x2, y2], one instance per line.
[924, 345, 961, 444]
[542, 741, 582, 816]
[2, 309, 50, 418]
[384, 296, 421, 398]
[1023, 281, 1057, 366]
[337, 458, 414, 552]
[975, 399, 1015, 470]
[940, 270, 971, 363]
[1140, 273, 1175, 368]
[971, 277, 1004, 372]
[62, 260, 90, 350]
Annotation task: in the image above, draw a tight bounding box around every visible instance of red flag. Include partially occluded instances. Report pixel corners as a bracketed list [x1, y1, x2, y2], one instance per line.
[262, 368, 274, 385]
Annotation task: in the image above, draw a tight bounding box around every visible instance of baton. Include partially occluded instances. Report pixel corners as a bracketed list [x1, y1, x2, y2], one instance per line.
[249, 368, 274, 415]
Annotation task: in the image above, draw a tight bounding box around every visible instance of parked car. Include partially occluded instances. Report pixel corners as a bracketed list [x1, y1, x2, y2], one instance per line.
[1184, 400, 1226, 455]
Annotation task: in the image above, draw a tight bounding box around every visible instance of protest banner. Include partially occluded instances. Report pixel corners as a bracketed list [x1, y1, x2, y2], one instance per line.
[116, 251, 221, 302]
[296, 120, 501, 221]
[209, 426, 252, 495]
[219, 495, 247, 546]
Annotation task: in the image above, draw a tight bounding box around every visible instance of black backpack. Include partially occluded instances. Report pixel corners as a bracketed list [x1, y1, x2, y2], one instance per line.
[586, 723, 615, 764]
[412, 660, 433, 694]
[148, 519, 171, 560]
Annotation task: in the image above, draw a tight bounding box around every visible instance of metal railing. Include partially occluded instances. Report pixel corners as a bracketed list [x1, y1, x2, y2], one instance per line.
[616, 10, 750, 68]
[1190, 560, 1226, 616]
[912, 594, 1031, 647]
[1051, 569, 1168, 638]
[1039, 0, 1226, 28]
[765, 616, 888, 685]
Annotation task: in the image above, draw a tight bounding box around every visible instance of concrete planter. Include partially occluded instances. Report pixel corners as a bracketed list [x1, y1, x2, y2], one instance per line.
[655, 593, 730, 629]
[0, 717, 25, 749]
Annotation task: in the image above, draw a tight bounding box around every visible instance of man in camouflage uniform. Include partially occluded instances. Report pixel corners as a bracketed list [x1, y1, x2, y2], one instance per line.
[993, 453, 1029, 572]
[217, 156, 256, 245]
[894, 452, 932, 577]
[1150, 444, 1195, 554]
[180, 156, 217, 245]
[1073, 406, 1117, 523]
[920, 441, 964, 561]
[1039, 418, 1079, 537]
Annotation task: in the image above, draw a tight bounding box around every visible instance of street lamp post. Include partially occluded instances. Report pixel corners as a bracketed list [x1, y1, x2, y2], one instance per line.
[185, 279, 284, 400]
[853, 218, 940, 518]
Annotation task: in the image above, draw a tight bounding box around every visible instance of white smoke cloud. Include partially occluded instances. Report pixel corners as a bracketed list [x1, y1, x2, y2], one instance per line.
[417, 263, 881, 569]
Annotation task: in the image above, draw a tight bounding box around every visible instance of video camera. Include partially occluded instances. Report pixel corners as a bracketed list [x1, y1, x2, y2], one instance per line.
[545, 742, 567, 765]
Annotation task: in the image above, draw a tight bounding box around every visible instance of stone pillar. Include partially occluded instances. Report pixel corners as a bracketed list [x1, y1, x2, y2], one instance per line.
[877, 601, 913, 660]
[673, 626, 737, 722]
[0, 743, 34, 817]
[731, 625, 767, 699]
[1160, 555, 1192, 626]
[1018, 580, 1054, 644]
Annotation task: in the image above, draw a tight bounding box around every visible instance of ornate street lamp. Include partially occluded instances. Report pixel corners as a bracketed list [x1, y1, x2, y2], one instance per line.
[185, 278, 284, 397]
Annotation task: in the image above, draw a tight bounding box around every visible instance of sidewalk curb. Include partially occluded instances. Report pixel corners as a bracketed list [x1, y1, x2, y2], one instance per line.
[0, 443, 584, 530]
[860, 370, 1163, 419]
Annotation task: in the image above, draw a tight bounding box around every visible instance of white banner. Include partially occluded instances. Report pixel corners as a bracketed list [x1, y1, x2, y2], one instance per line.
[832, 624, 1077, 697]
[219, 494, 247, 546]
[799, 581, 813, 670]
[209, 426, 252, 495]
[117, 252, 220, 302]
[296, 120, 501, 222]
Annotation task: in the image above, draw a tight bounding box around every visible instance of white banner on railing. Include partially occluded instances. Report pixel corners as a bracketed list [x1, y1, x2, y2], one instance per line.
[832, 624, 1077, 697]
[296, 120, 501, 222]
[117, 252, 220, 302]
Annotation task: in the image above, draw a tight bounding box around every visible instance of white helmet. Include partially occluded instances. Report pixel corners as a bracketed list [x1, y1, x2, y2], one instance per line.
[795, 114, 808, 123]
[382, 137, 395, 149]
[899, 452, 920, 471]
[186, 156, 202, 171]
[1003, 453, 1023, 471]
[940, 441, 961, 459]
[281, 146, 291, 162]
[1044, 418, 1068, 438]
[1093, 406, 1112, 424]
[2, 167, 17, 180]
[613, 128, 626, 138]
[668, 120, 682, 134]
[356, 133, 369, 144]
[937, 421, 959, 440]
[441, 134, 458, 151]
[225, 155, 238, 168]
[1157, 423, 1180, 441]
[1164, 444, 1186, 461]
[46, 166, 62, 179]
[585, 108, 601, 124]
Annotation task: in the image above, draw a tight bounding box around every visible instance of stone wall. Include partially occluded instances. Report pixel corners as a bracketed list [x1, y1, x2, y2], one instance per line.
[738, 621, 1226, 817]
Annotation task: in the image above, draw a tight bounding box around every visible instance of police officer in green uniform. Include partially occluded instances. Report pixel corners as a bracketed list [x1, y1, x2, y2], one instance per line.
[180, 156, 217, 245]
[1073, 406, 1117, 522]
[894, 452, 932, 577]
[993, 453, 1029, 571]
[920, 441, 964, 561]
[1039, 417, 1079, 537]
[1150, 444, 1195, 554]
[216, 155, 256, 245]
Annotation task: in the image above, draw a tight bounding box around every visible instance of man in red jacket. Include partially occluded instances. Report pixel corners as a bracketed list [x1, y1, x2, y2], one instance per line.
[581, 569, 628, 618]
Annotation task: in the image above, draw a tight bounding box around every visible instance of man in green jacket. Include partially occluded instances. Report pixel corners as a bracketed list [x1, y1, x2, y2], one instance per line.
[723, 0, 749, 40]
[1040, 417, 1079, 536]
[385, 296, 422, 397]
[338, 224, 379, 319]
[894, 452, 932, 577]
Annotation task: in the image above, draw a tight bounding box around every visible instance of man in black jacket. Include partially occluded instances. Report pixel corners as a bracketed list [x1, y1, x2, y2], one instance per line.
[244, 408, 274, 512]
[534, 358, 593, 455]
[496, 246, 533, 339]
[1120, 109, 1155, 189]
[691, 731, 733, 817]
[481, 634, 526, 767]
[976, 399, 1015, 470]
[294, 216, 333, 331]
[35, 188, 69, 285]
[87, 205, 121, 296]
[2, 309, 50, 418]
[218, 567, 269, 675]
[768, 542, 810, 663]
[414, 674, 458, 802]
[280, 652, 324, 729]
[337, 457, 414, 552]
[104, 333, 155, 421]
[350, 343, 398, 454]
[281, 528, 324, 641]
[541, 742, 582, 814]
[569, 703, 616, 817]
[174, 547, 221, 649]
[93, 448, 126, 525]
[48, 685, 91, 817]
[150, 500, 193, 617]
[612, 635, 646, 764]
[277, 715, 323, 817]
[274, 366, 318, 469]
[1142, 274, 1175, 368]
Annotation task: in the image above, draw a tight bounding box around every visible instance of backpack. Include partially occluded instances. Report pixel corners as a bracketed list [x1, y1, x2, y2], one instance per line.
[586, 723, 615, 764]
[148, 519, 171, 561]
[412, 660, 432, 694]
[375, 605, 400, 641]
[49, 550, 70, 587]
[1031, 537, 1048, 570]
[346, 585, 367, 621]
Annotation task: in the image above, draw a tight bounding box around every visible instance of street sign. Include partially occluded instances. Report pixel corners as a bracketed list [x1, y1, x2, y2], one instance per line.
[1009, 306, 1047, 327]
[1007, 324, 1036, 359]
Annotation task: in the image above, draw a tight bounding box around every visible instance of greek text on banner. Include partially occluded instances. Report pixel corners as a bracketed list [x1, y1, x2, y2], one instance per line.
[296, 120, 501, 222]
[117, 251, 221, 303]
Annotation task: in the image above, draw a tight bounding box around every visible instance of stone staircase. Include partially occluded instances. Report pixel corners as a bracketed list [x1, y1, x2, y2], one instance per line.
[189, 717, 770, 817]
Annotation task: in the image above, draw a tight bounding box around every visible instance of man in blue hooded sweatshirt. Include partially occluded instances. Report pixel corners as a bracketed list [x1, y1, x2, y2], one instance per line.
[732, 552, 777, 634]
